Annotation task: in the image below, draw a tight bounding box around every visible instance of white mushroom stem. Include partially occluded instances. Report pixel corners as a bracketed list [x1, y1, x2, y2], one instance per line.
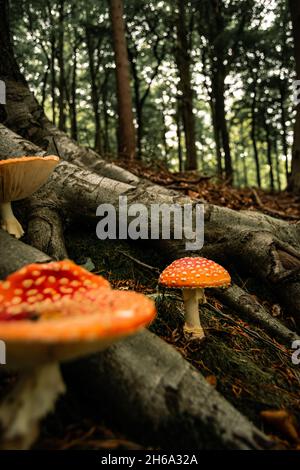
[0, 363, 66, 449]
[182, 288, 206, 340]
[0, 202, 24, 239]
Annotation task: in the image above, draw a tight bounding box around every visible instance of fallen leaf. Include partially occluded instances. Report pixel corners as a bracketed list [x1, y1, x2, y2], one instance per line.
[205, 375, 217, 387]
[261, 409, 299, 442]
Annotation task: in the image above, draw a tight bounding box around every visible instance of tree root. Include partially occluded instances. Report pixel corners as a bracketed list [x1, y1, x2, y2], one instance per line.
[215, 284, 300, 347]
[1, 123, 300, 329]
[0, 230, 275, 450]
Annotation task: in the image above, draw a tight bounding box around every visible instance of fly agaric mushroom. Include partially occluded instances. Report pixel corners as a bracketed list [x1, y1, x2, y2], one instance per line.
[0, 156, 59, 239]
[0, 260, 156, 449]
[159, 257, 230, 339]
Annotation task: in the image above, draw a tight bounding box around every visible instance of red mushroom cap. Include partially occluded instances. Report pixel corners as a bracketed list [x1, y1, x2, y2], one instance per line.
[159, 257, 231, 289]
[0, 261, 156, 366]
[0, 260, 110, 319]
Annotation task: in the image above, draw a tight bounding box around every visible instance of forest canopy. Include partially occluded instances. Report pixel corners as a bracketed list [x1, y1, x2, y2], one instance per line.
[9, 0, 295, 190]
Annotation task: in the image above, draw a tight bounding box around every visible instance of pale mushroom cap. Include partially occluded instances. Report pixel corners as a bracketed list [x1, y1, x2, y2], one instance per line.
[0, 156, 59, 202]
[159, 257, 231, 288]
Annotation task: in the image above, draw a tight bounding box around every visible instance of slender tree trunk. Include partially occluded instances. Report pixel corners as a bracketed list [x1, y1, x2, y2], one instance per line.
[50, 34, 56, 125]
[57, 0, 66, 132]
[234, 149, 240, 187]
[128, 47, 142, 159]
[41, 64, 49, 110]
[274, 139, 281, 191]
[239, 121, 248, 187]
[175, 0, 197, 170]
[176, 100, 183, 172]
[242, 155, 248, 187]
[210, 97, 223, 176]
[214, 62, 232, 182]
[201, 44, 222, 176]
[69, 41, 78, 141]
[94, 110, 102, 155]
[160, 99, 169, 163]
[250, 89, 261, 188]
[46, 0, 57, 126]
[86, 29, 102, 154]
[263, 114, 275, 191]
[109, 0, 136, 160]
[279, 85, 289, 183]
[102, 72, 110, 154]
[289, 0, 300, 193]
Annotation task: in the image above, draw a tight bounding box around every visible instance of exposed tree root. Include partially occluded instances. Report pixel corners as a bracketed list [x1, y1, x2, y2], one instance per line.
[215, 284, 300, 346]
[1, 123, 300, 329]
[0, 229, 275, 450]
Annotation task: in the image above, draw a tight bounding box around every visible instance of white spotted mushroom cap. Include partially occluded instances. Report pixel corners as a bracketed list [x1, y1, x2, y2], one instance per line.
[0, 260, 156, 367]
[0, 260, 110, 317]
[159, 257, 231, 289]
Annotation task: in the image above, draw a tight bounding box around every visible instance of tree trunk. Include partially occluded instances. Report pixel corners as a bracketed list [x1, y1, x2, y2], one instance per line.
[86, 28, 103, 154]
[50, 32, 56, 126]
[176, 100, 183, 172]
[0, 0, 24, 82]
[69, 40, 78, 142]
[175, 0, 197, 171]
[41, 64, 49, 111]
[279, 84, 289, 183]
[240, 121, 248, 187]
[242, 154, 248, 187]
[289, 0, 300, 193]
[213, 62, 232, 182]
[57, 0, 66, 132]
[274, 139, 282, 191]
[46, 0, 57, 126]
[263, 114, 275, 191]
[109, 0, 136, 160]
[128, 46, 143, 159]
[210, 97, 223, 176]
[102, 72, 110, 154]
[250, 89, 261, 188]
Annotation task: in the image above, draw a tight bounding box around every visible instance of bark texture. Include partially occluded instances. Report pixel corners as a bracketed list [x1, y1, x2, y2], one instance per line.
[64, 329, 274, 450]
[109, 0, 136, 160]
[175, 0, 197, 170]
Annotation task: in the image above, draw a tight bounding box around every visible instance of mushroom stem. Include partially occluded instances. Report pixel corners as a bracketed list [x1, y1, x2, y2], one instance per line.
[0, 202, 24, 239]
[182, 288, 206, 340]
[0, 363, 65, 449]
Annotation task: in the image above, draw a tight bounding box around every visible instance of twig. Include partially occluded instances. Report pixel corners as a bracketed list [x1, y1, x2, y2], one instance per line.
[251, 188, 299, 221]
[205, 302, 291, 358]
[119, 250, 160, 273]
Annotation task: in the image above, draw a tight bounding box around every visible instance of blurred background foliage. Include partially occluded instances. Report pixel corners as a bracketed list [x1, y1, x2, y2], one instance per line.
[9, 0, 295, 190]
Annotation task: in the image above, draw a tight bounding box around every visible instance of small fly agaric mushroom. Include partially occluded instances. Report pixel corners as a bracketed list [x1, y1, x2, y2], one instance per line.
[0, 156, 59, 239]
[159, 257, 230, 339]
[0, 260, 156, 449]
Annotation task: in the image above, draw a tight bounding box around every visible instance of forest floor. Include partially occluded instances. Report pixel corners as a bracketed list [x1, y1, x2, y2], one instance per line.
[17, 166, 300, 450]
[116, 159, 300, 220]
